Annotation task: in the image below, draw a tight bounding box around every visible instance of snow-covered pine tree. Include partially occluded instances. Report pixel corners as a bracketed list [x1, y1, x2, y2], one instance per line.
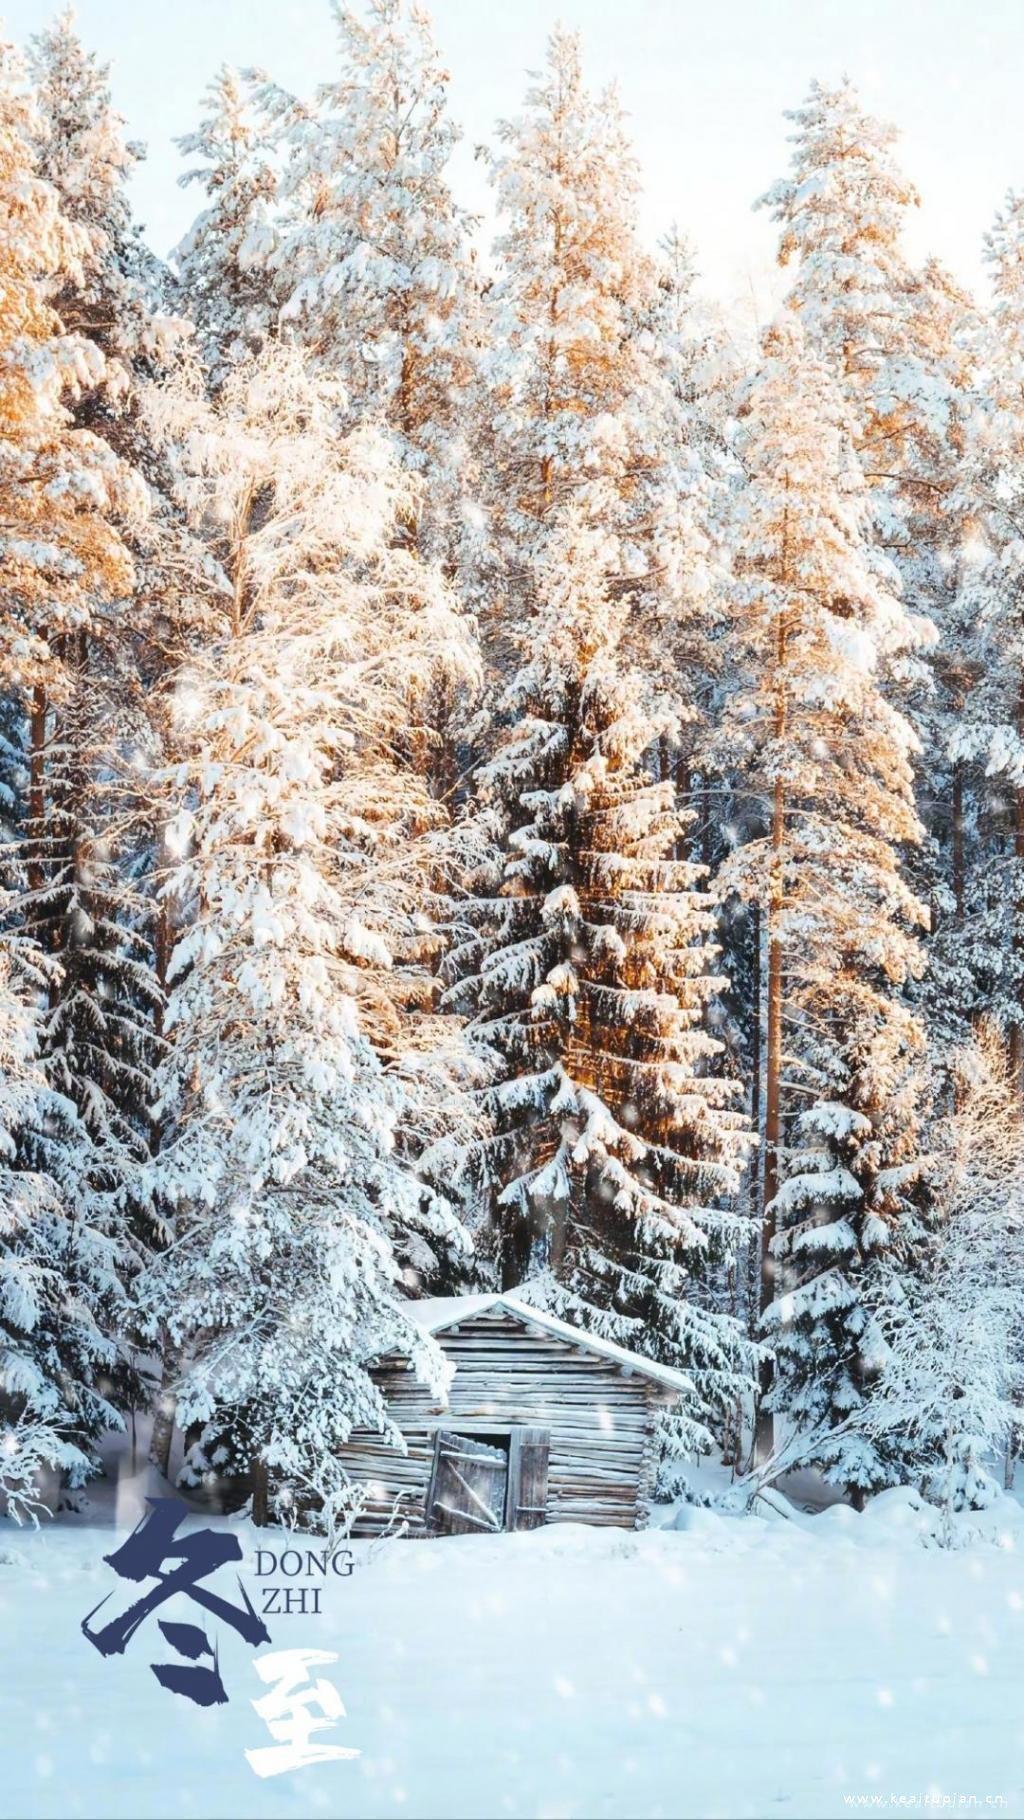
[173, 65, 279, 387]
[450, 30, 755, 1444]
[134, 343, 481, 1506]
[758, 80, 975, 1068]
[479, 31, 732, 834]
[946, 192, 1024, 1078]
[256, 0, 479, 565]
[482, 28, 658, 580]
[0, 34, 144, 1496]
[449, 501, 755, 1453]
[0, 932, 127, 1521]
[756, 78, 937, 507]
[894, 261, 986, 1059]
[30, 9, 170, 385]
[849, 1027, 1024, 1535]
[26, 13, 188, 1258]
[715, 316, 931, 1496]
[223, 2, 485, 1053]
[629, 227, 739, 840]
[632, 230, 755, 1142]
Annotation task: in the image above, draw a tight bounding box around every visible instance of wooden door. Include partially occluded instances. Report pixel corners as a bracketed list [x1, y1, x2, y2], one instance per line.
[505, 1427, 550, 1531]
[425, 1432, 508, 1535]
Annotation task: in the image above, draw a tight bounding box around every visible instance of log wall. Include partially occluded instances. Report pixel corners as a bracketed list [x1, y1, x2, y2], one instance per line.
[338, 1311, 669, 1536]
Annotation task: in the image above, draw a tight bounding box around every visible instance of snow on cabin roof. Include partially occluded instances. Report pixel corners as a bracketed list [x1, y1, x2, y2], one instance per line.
[403, 1291, 692, 1395]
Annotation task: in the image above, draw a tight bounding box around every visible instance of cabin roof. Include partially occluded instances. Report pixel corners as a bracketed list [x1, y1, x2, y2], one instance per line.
[405, 1291, 692, 1394]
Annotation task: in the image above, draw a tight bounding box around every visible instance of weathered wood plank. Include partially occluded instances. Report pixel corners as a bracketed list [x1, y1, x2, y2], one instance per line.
[505, 1427, 550, 1531]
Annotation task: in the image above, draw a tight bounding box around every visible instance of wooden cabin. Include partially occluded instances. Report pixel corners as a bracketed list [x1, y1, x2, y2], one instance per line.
[338, 1291, 690, 1536]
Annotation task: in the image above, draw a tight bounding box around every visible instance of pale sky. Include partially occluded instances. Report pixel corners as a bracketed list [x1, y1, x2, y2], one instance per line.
[7, 0, 1021, 322]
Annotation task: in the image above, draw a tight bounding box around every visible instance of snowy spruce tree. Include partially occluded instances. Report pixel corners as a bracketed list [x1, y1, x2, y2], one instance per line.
[0, 934, 129, 1522]
[716, 317, 931, 1495]
[450, 31, 756, 1447]
[758, 79, 971, 598]
[221, 0, 486, 1015]
[629, 228, 740, 835]
[479, 30, 730, 803]
[25, 12, 188, 1259]
[894, 261, 985, 1059]
[848, 1027, 1024, 1534]
[481, 29, 660, 574]
[0, 34, 145, 1501]
[758, 79, 976, 1051]
[173, 65, 279, 386]
[451, 503, 755, 1454]
[757, 77, 941, 514]
[756, 86, 952, 702]
[256, 0, 480, 564]
[946, 192, 1024, 1079]
[134, 343, 480, 1507]
[29, 10, 171, 383]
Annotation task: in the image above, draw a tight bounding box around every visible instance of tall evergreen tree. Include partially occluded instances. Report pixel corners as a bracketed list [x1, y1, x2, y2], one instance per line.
[173, 65, 279, 386]
[716, 316, 930, 1494]
[450, 502, 755, 1451]
[450, 31, 755, 1446]
[0, 34, 143, 1496]
[847, 1025, 1024, 1527]
[30, 9, 170, 381]
[759, 81, 974, 1069]
[26, 12, 184, 1257]
[135, 343, 479, 1507]
[256, 0, 479, 564]
[947, 194, 1024, 1077]
[482, 30, 656, 564]
[757, 79, 931, 493]
[0, 933, 128, 1520]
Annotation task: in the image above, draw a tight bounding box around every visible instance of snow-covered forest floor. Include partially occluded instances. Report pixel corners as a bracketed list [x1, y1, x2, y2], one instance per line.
[3, 1439, 1024, 1820]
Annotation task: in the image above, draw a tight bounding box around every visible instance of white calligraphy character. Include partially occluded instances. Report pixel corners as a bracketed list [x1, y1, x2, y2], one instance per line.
[245, 1647, 360, 1778]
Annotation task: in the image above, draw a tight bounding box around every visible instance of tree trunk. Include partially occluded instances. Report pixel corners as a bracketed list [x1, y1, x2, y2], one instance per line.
[951, 760, 965, 923]
[27, 683, 47, 896]
[658, 733, 673, 796]
[545, 677, 583, 1276]
[500, 1215, 533, 1292]
[251, 1455, 269, 1528]
[153, 898, 170, 1046]
[148, 1340, 180, 1478]
[749, 902, 762, 1208]
[747, 900, 763, 1462]
[755, 874, 784, 1465]
[755, 610, 789, 1468]
[1013, 767, 1024, 1088]
[676, 753, 691, 862]
[700, 773, 713, 874]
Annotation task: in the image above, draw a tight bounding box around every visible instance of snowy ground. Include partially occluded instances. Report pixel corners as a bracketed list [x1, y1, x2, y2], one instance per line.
[3, 1444, 1024, 1820]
